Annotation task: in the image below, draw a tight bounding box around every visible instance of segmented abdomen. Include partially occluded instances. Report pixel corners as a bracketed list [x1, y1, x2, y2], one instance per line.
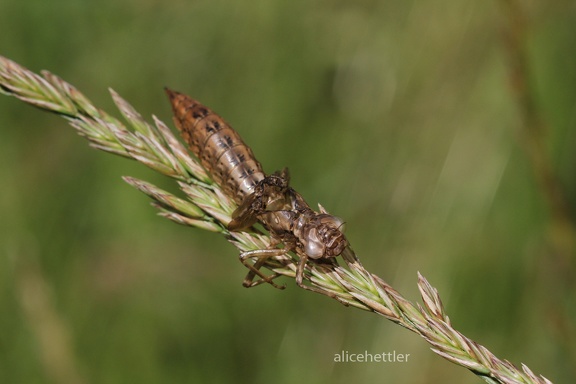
[166, 88, 265, 204]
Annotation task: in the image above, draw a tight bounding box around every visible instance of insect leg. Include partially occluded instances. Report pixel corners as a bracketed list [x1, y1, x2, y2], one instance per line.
[239, 248, 288, 290]
[294, 253, 308, 288]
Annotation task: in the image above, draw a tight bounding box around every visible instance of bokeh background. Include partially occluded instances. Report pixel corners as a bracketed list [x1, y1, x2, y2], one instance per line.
[1, 1, 575, 383]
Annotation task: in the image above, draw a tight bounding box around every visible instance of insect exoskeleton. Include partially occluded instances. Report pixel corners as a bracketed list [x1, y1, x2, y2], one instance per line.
[260, 209, 348, 259]
[165, 88, 265, 204]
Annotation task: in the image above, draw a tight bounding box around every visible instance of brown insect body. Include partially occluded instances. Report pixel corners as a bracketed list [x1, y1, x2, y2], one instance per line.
[166, 88, 264, 204]
[240, 193, 349, 293]
[261, 208, 347, 260]
[228, 170, 291, 230]
[166, 88, 348, 293]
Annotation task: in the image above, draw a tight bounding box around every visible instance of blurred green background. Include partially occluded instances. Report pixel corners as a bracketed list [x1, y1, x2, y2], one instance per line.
[1, 1, 575, 383]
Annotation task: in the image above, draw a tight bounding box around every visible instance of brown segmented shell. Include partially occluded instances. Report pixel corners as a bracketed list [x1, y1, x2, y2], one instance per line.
[166, 88, 349, 291]
[165, 88, 265, 204]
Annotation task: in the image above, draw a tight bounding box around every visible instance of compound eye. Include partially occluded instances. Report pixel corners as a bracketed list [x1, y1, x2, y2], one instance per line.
[305, 239, 324, 258]
[304, 228, 324, 258]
